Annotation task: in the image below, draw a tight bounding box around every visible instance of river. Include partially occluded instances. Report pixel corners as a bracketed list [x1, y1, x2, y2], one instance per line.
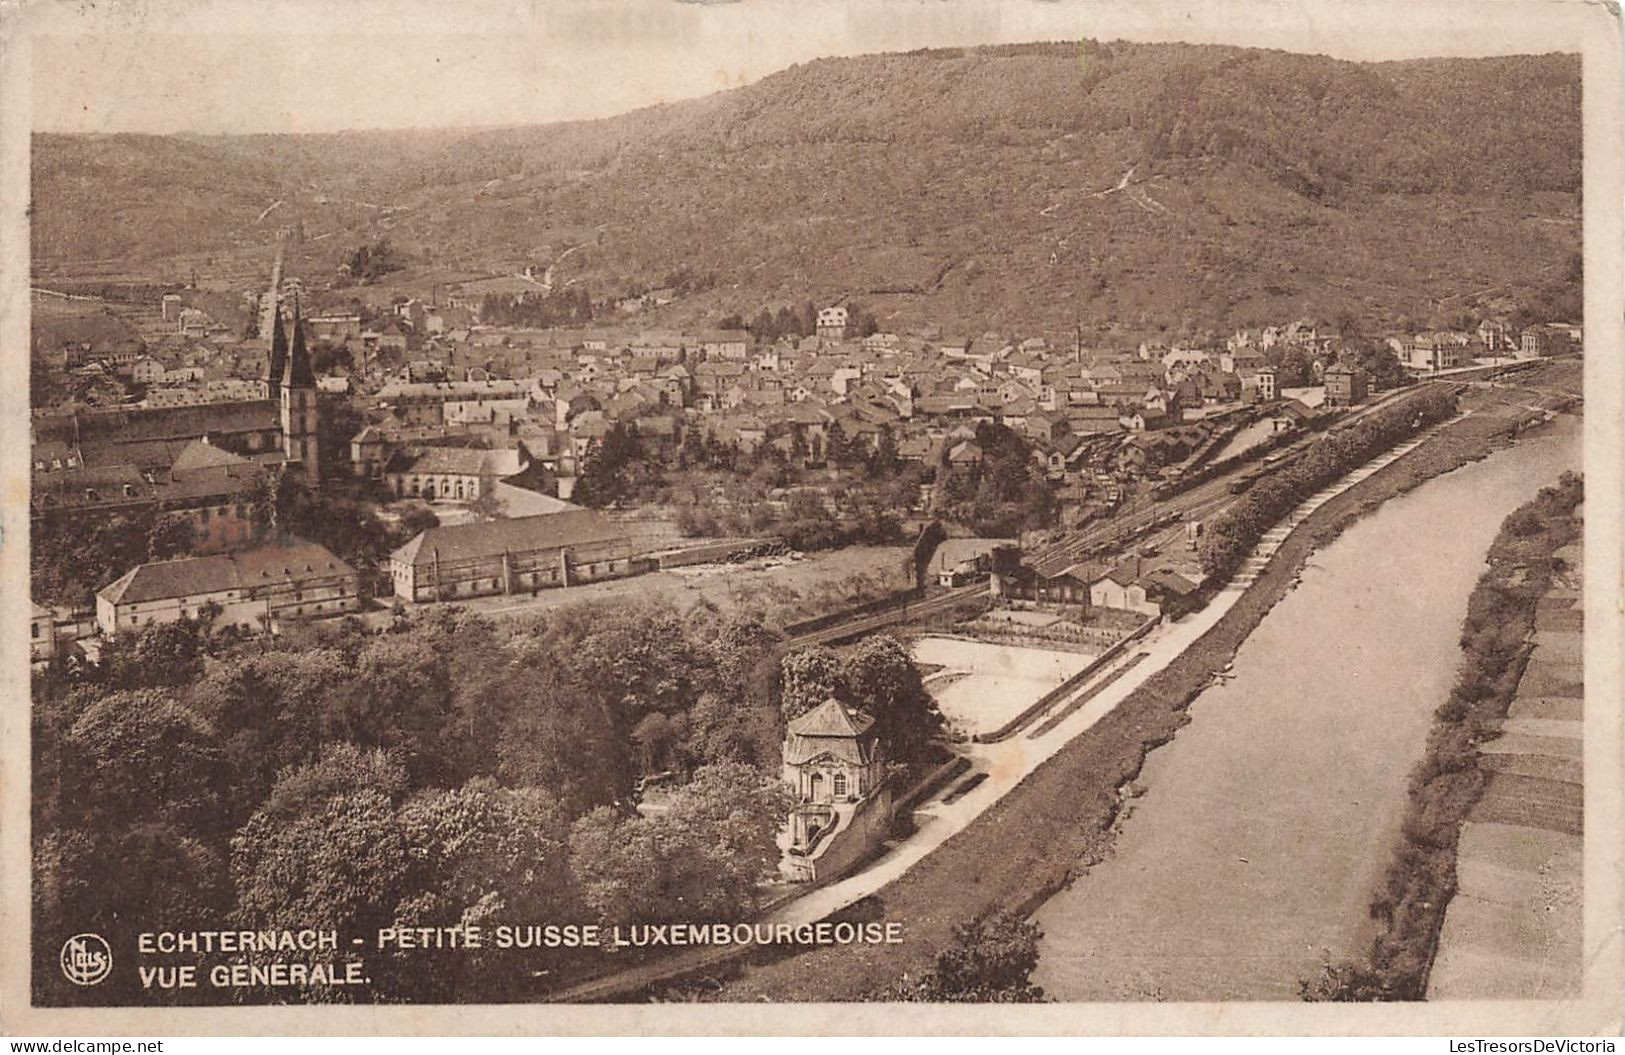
[1031, 414, 1582, 1001]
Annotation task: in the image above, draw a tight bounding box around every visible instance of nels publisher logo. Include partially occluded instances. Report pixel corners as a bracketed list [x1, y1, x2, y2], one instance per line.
[60, 933, 112, 986]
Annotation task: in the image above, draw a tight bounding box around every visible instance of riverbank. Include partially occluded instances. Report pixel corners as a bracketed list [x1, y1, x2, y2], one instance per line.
[694, 398, 1578, 1001]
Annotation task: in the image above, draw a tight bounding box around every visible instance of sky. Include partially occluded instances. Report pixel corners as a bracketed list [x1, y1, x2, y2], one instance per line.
[24, 0, 1592, 135]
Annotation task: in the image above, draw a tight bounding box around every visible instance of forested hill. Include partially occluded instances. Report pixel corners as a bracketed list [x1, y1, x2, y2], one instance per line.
[32, 41, 1581, 336]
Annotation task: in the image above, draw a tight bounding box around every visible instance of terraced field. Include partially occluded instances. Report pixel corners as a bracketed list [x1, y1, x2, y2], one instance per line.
[1428, 537, 1585, 999]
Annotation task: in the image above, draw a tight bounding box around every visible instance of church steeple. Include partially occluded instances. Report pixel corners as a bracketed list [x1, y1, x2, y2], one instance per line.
[279, 302, 321, 483]
[264, 308, 288, 400]
[283, 306, 314, 387]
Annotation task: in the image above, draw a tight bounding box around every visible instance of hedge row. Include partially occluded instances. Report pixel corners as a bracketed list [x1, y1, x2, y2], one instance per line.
[1198, 387, 1459, 580]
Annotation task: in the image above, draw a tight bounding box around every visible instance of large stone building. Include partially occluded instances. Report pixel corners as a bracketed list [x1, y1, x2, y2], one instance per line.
[387, 509, 635, 602]
[95, 538, 359, 636]
[373, 379, 531, 427]
[780, 698, 894, 884]
[815, 305, 848, 340]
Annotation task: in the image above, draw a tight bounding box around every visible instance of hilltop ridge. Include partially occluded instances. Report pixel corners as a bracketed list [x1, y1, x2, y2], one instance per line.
[32, 41, 1581, 336]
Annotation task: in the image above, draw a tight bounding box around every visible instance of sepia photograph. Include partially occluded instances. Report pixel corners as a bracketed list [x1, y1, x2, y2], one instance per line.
[2, 0, 1620, 1037]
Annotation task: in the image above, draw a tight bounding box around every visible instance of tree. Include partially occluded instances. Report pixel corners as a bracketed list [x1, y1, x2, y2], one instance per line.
[573, 422, 651, 508]
[678, 425, 707, 470]
[466, 488, 508, 521]
[344, 239, 404, 283]
[631, 712, 683, 774]
[1300, 961, 1394, 1002]
[396, 503, 440, 539]
[145, 515, 194, 561]
[386, 779, 577, 1000]
[568, 761, 794, 929]
[558, 601, 708, 717]
[884, 913, 1048, 1002]
[496, 669, 636, 816]
[230, 748, 411, 1001]
[679, 691, 781, 770]
[251, 467, 313, 538]
[63, 690, 236, 840]
[34, 823, 227, 1006]
[844, 635, 946, 762]
[342, 633, 459, 785]
[867, 425, 900, 477]
[844, 299, 879, 338]
[779, 646, 845, 721]
[96, 617, 213, 689]
[188, 647, 356, 806]
[226, 745, 577, 1003]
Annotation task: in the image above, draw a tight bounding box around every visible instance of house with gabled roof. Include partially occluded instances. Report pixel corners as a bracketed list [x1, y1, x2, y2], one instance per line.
[389, 508, 633, 602]
[384, 445, 527, 501]
[780, 698, 893, 883]
[97, 537, 358, 635]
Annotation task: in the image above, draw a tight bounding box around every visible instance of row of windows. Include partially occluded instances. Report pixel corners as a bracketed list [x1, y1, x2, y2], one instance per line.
[806, 771, 851, 797]
[396, 476, 479, 500]
[411, 560, 627, 597]
[125, 598, 350, 627]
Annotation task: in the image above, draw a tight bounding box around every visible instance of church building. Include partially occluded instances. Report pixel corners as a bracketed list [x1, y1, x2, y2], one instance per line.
[30, 304, 326, 536]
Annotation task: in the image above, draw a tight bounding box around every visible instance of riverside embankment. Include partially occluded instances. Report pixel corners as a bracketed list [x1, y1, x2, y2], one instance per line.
[694, 388, 1577, 1002]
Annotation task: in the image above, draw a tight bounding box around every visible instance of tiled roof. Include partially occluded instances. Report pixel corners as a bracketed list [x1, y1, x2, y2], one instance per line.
[32, 464, 155, 509]
[783, 698, 880, 766]
[391, 509, 629, 567]
[489, 482, 580, 518]
[1103, 556, 1144, 587]
[387, 446, 527, 477]
[169, 439, 251, 473]
[788, 697, 872, 737]
[1144, 569, 1201, 596]
[62, 402, 279, 445]
[99, 538, 354, 606]
[153, 461, 269, 504]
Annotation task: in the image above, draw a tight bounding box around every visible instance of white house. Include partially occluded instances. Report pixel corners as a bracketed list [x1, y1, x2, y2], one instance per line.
[96, 539, 359, 636]
[816, 306, 848, 339]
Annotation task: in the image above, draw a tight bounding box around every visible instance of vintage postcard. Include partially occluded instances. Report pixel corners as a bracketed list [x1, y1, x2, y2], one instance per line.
[1, 0, 1620, 1037]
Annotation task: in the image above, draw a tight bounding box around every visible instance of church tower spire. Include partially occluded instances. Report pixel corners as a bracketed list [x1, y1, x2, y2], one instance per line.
[284, 304, 314, 387]
[279, 306, 321, 483]
[264, 308, 288, 401]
